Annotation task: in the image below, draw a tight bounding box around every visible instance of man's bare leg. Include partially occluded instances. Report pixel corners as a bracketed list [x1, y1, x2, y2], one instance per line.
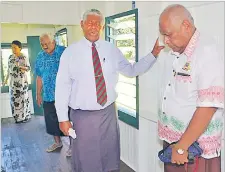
[46, 136, 63, 152]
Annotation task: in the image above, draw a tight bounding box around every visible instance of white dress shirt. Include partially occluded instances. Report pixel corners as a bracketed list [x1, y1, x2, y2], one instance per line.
[55, 37, 156, 122]
[158, 30, 224, 159]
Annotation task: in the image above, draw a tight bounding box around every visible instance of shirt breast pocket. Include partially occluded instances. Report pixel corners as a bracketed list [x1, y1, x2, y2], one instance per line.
[102, 56, 116, 73]
[174, 73, 192, 99]
[101, 56, 118, 84]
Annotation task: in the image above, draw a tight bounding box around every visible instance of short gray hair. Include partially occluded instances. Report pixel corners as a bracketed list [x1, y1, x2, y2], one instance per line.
[39, 33, 55, 42]
[161, 4, 194, 25]
[82, 9, 104, 23]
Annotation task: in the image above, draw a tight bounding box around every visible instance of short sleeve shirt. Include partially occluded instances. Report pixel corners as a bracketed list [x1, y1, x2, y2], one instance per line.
[35, 45, 66, 102]
[158, 30, 224, 159]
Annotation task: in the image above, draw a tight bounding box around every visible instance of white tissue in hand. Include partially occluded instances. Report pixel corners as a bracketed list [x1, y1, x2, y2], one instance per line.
[68, 128, 76, 139]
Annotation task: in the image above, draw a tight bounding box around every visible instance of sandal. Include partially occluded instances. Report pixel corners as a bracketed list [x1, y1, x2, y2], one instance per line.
[46, 143, 63, 152]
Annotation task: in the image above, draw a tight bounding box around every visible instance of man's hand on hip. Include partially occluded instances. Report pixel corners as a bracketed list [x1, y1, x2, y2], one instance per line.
[59, 121, 72, 136]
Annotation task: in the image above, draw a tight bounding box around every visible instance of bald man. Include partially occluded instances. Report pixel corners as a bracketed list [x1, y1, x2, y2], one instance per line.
[158, 4, 224, 172]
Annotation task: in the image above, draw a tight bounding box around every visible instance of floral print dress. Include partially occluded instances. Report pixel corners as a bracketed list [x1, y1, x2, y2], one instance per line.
[8, 54, 31, 122]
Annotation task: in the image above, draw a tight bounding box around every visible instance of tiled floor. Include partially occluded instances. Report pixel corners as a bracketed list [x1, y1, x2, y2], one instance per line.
[1, 116, 134, 172]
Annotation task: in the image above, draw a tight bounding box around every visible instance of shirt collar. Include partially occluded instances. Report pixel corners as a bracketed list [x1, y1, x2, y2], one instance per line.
[169, 30, 200, 59]
[83, 37, 100, 48]
[183, 29, 200, 58]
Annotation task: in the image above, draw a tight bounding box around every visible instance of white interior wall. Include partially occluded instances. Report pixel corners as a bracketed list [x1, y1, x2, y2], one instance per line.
[1, 23, 85, 45]
[1, 1, 117, 25]
[1, 23, 56, 43]
[1, 1, 80, 25]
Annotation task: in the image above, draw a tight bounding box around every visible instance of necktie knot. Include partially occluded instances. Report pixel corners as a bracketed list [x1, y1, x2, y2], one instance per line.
[92, 42, 96, 47]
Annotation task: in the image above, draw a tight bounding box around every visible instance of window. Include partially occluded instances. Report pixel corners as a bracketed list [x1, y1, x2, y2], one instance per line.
[55, 28, 68, 47]
[105, 9, 139, 129]
[1, 43, 31, 93]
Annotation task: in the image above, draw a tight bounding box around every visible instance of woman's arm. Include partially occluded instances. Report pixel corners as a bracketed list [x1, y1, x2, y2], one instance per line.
[3, 58, 10, 86]
[18, 56, 31, 73]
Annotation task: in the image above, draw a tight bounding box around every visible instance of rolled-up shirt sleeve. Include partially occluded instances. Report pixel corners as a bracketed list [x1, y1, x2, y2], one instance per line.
[55, 48, 72, 122]
[196, 45, 224, 109]
[115, 46, 157, 77]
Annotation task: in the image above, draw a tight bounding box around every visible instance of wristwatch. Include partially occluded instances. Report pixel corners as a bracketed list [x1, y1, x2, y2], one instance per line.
[177, 148, 185, 155]
[174, 144, 186, 155]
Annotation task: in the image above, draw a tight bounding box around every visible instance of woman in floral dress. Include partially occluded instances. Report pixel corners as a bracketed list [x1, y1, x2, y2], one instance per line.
[3, 40, 31, 123]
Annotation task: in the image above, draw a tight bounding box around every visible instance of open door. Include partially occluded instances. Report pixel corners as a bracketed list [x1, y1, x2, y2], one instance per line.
[27, 36, 43, 115]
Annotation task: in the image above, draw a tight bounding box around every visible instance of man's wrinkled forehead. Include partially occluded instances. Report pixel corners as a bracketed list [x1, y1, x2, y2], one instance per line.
[84, 14, 103, 23]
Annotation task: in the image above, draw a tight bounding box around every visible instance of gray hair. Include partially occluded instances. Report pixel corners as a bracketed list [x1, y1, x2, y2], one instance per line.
[82, 9, 104, 23]
[161, 4, 194, 25]
[39, 33, 55, 42]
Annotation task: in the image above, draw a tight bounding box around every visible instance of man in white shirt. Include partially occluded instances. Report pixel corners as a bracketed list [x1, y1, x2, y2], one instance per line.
[158, 4, 224, 172]
[55, 9, 164, 172]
